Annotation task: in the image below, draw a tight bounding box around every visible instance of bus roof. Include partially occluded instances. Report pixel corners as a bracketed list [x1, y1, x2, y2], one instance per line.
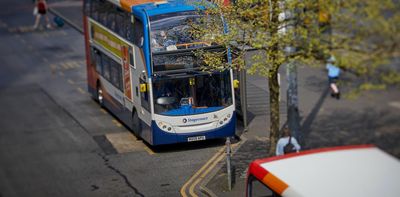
[112, 0, 206, 16]
[248, 145, 400, 197]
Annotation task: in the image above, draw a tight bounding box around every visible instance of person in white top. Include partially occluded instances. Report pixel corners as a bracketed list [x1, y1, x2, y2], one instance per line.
[276, 127, 301, 156]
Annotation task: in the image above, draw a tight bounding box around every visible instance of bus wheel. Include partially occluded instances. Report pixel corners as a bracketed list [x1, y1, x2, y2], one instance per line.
[132, 110, 142, 134]
[97, 84, 104, 107]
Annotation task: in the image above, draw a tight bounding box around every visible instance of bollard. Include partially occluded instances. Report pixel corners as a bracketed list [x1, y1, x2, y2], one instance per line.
[226, 137, 232, 191]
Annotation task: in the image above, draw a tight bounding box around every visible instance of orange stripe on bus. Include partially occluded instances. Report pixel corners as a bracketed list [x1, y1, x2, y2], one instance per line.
[120, 0, 165, 12]
[262, 173, 288, 195]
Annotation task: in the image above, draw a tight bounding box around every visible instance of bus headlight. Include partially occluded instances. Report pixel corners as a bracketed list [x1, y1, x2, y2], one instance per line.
[217, 113, 232, 127]
[156, 121, 174, 133]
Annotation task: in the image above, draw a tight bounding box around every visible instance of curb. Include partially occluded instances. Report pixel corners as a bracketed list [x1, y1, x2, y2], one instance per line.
[48, 7, 83, 34]
[198, 135, 248, 197]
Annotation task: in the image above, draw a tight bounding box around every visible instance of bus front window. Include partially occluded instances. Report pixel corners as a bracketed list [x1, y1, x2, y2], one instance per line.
[149, 11, 221, 53]
[152, 71, 232, 115]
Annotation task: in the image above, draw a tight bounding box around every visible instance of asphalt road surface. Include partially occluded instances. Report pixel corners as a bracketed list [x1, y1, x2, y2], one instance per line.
[0, 1, 225, 196]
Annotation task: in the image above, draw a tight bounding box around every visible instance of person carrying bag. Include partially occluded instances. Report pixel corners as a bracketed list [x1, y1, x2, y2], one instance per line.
[33, 0, 52, 29]
[276, 127, 301, 155]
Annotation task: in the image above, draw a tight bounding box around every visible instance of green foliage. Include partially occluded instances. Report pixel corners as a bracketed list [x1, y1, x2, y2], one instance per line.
[189, 0, 400, 153]
[191, 0, 399, 82]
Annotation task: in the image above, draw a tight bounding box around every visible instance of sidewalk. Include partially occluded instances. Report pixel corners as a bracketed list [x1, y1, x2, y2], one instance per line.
[203, 64, 400, 196]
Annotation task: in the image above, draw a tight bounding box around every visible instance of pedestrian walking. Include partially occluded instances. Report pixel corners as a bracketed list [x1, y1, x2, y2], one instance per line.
[276, 127, 301, 156]
[33, 0, 52, 30]
[326, 55, 340, 99]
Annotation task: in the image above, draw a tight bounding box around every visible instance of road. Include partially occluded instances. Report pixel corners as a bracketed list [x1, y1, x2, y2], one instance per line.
[0, 1, 226, 196]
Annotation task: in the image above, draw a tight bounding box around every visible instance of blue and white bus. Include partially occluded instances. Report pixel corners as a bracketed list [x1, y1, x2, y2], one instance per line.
[83, 0, 236, 145]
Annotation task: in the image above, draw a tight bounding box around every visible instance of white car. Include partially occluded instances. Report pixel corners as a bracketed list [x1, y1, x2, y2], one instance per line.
[246, 145, 400, 197]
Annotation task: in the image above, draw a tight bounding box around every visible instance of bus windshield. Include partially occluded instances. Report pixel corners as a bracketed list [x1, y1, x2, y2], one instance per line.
[149, 11, 220, 52]
[152, 71, 232, 116]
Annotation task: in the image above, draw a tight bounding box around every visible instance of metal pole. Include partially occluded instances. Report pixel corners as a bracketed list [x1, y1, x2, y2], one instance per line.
[286, 61, 301, 142]
[226, 137, 232, 190]
[283, 2, 301, 143]
[239, 68, 248, 132]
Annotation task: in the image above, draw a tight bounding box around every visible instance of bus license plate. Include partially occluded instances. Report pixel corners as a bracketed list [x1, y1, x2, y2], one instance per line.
[188, 136, 206, 142]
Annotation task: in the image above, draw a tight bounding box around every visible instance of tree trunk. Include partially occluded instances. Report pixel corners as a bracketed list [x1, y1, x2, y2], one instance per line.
[268, 69, 280, 155]
[268, 0, 280, 156]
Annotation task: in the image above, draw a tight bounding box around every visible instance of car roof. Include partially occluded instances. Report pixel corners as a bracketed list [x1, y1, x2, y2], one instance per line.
[248, 145, 400, 197]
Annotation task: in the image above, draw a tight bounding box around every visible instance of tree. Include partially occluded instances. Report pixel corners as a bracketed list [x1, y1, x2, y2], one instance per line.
[190, 0, 400, 155]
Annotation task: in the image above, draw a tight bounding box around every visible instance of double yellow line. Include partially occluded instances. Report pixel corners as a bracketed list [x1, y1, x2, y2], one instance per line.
[180, 146, 225, 197]
[180, 141, 240, 197]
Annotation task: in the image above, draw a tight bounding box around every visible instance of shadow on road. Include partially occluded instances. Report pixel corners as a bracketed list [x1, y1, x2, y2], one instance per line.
[303, 107, 400, 158]
[149, 138, 227, 153]
[301, 87, 330, 142]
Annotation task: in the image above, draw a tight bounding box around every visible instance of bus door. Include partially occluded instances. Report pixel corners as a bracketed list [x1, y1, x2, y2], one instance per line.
[131, 16, 152, 128]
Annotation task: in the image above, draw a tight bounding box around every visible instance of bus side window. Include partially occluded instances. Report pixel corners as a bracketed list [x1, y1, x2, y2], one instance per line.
[129, 47, 134, 67]
[90, 0, 100, 20]
[102, 56, 111, 81]
[115, 12, 126, 38]
[110, 60, 122, 91]
[90, 48, 95, 66]
[107, 11, 116, 31]
[93, 48, 102, 74]
[83, 0, 90, 15]
[133, 17, 143, 47]
[125, 13, 134, 43]
[98, 0, 113, 26]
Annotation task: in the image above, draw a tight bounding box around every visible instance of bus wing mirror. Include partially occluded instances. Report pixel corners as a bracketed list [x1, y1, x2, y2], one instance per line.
[233, 79, 239, 89]
[140, 84, 147, 92]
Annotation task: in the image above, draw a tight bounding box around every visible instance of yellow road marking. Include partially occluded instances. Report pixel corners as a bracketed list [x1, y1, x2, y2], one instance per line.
[112, 119, 122, 128]
[50, 64, 57, 75]
[100, 108, 107, 114]
[67, 62, 74, 68]
[67, 79, 75, 85]
[62, 62, 69, 69]
[189, 151, 226, 197]
[77, 87, 86, 94]
[73, 61, 80, 68]
[143, 144, 156, 155]
[180, 146, 225, 197]
[186, 142, 241, 197]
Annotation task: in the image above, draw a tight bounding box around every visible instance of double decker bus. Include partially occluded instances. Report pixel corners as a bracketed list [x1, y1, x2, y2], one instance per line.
[83, 0, 236, 145]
